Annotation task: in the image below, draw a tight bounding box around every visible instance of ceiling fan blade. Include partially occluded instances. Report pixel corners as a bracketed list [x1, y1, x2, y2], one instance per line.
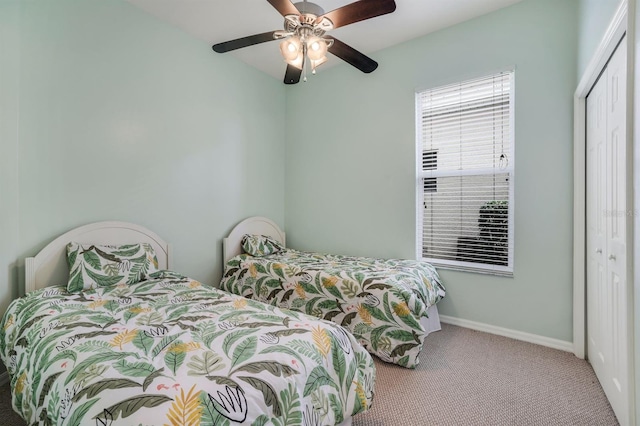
[266, 0, 300, 17]
[328, 38, 378, 73]
[318, 0, 396, 29]
[212, 31, 278, 53]
[284, 64, 302, 84]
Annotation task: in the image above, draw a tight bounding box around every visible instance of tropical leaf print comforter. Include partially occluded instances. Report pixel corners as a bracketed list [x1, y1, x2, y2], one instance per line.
[0, 271, 375, 425]
[220, 250, 446, 369]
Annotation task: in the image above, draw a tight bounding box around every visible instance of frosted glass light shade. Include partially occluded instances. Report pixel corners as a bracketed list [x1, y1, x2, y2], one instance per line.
[279, 37, 301, 61]
[306, 37, 328, 61]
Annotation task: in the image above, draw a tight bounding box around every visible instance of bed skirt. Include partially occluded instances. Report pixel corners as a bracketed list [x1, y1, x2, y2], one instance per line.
[422, 304, 442, 336]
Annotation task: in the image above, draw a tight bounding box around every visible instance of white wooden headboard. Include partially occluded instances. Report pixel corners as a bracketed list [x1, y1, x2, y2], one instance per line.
[223, 216, 286, 264]
[25, 221, 172, 293]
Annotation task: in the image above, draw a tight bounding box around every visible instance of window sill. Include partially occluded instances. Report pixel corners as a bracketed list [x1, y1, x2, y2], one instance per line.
[422, 258, 514, 277]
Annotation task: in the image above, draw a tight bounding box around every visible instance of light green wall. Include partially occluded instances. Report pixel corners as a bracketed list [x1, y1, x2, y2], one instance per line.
[284, 0, 579, 342]
[0, 2, 21, 319]
[0, 0, 286, 316]
[633, 0, 639, 420]
[576, 0, 624, 78]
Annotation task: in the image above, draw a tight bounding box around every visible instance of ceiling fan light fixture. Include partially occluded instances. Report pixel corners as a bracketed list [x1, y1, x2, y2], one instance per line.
[279, 37, 301, 61]
[280, 37, 304, 69]
[306, 36, 328, 61]
[212, 0, 397, 84]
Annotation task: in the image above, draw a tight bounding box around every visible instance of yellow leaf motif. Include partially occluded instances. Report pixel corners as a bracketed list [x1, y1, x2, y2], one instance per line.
[3, 315, 14, 330]
[357, 304, 374, 326]
[312, 326, 331, 359]
[322, 276, 338, 288]
[151, 255, 159, 269]
[189, 281, 201, 288]
[88, 300, 108, 310]
[129, 306, 152, 314]
[110, 329, 138, 350]
[393, 302, 411, 317]
[168, 342, 201, 354]
[354, 381, 368, 410]
[164, 384, 202, 426]
[423, 277, 433, 292]
[15, 372, 26, 394]
[185, 342, 202, 351]
[295, 283, 306, 300]
[232, 298, 247, 310]
[249, 264, 257, 278]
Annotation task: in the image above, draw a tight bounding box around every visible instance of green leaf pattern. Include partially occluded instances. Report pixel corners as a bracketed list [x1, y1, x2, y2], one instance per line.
[0, 272, 374, 425]
[220, 249, 446, 368]
[66, 243, 159, 292]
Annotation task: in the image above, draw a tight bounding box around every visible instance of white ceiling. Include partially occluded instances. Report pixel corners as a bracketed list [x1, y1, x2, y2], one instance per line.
[126, 0, 523, 81]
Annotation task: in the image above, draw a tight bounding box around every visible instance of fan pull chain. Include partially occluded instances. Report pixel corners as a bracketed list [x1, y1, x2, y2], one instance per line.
[303, 43, 308, 82]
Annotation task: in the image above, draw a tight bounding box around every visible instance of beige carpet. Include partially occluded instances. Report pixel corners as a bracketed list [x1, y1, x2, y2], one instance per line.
[0, 324, 618, 425]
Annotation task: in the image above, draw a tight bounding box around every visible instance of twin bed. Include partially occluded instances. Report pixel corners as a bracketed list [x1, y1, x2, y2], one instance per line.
[220, 217, 446, 369]
[0, 217, 445, 425]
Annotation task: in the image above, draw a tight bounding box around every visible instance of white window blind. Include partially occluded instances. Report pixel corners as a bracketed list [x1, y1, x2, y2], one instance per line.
[416, 71, 514, 275]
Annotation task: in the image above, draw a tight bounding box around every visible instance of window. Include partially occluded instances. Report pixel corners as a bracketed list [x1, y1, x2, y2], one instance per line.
[422, 150, 438, 192]
[416, 71, 514, 276]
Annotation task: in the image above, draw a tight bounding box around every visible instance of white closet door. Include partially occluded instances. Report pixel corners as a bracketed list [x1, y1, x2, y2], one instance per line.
[586, 56, 607, 389]
[586, 36, 629, 426]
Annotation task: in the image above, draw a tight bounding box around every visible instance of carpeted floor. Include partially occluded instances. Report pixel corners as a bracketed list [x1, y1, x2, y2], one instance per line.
[0, 323, 618, 425]
[352, 324, 618, 425]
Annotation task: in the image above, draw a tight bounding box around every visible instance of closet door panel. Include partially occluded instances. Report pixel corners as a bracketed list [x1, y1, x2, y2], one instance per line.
[586, 65, 608, 383]
[604, 36, 628, 411]
[586, 36, 629, 425]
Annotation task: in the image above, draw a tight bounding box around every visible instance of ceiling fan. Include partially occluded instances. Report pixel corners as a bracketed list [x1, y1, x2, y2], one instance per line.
[212, 0, 397, 84]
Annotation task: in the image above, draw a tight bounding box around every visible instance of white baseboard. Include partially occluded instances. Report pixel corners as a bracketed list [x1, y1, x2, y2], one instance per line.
[0, 371, 8, 386]
[440, 315, 574, 353]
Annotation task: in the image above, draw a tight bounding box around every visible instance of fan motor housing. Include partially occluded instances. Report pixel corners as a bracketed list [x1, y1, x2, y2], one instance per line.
[293, 1, 325, 16]
[285, 2, 333, 34]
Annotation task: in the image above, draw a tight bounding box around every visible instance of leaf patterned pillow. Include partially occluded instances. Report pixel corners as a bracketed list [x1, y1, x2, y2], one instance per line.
[241, 234, 283, 257]
[66, 242, 160, 292]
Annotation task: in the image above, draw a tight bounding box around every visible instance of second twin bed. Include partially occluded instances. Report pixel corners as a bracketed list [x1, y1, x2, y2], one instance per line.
[220, 217, 446, 369]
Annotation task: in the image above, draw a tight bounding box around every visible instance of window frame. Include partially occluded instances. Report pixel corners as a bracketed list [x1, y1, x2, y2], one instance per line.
[415, 70, 515, 276]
